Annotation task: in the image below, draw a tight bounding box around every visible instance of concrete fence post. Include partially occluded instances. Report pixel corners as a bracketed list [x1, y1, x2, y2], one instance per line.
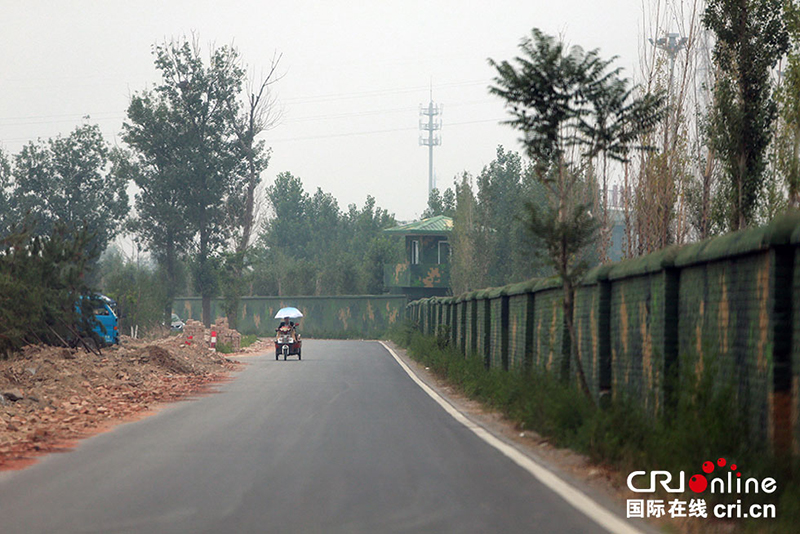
[450, 299, 459, 348]
[469, 299, 477, 355]
[501, 295, 510, 371]
[524, 292, 535, 374]
[460, 299, 468, 351]
[773, 244, 794, 455]
[662, 267, 680, 416]
[483, 298, 491, 369]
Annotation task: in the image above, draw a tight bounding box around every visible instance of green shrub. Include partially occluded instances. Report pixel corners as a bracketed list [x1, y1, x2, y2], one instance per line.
[215, 341, 234, 354]
[0, 224, 99, 357]
[240, 334, 258, 348]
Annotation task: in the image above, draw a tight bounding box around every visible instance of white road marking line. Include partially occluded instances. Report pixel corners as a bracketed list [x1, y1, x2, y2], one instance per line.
[378, 341, 644, 534]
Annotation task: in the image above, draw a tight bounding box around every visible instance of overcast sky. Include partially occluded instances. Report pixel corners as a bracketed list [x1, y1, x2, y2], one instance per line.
[1, 0, 649, 222]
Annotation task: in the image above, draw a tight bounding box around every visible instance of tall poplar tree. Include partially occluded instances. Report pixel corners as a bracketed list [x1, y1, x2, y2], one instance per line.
[703, 0, 789, 229]
[124, 37, 245, 326]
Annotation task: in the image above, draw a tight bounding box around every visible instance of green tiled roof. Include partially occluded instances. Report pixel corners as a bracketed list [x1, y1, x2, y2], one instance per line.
[384, 215, 453, 235]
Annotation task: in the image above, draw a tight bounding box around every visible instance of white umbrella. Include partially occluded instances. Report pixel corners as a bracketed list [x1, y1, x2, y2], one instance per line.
[274, 307, 303, 319]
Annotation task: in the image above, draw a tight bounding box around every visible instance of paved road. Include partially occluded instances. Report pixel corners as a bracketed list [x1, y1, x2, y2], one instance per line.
[0, 340, 611, 533]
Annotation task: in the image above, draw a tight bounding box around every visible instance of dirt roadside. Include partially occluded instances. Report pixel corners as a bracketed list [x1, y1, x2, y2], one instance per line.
[0, 333, 272, 471]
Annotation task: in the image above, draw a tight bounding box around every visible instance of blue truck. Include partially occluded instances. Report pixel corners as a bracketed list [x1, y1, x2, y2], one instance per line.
[79, 294, 119, 345]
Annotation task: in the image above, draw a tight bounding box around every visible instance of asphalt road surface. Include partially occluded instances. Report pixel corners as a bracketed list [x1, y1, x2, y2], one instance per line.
[0, 340, 619, 533]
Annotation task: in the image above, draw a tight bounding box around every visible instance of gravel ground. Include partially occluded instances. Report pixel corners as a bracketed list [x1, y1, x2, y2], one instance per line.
[0, 333, 271, 470]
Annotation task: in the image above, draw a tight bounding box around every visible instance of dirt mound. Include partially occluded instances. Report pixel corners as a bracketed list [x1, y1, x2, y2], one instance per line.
[138, 345, 197, 375]
[0, 333, 258, 470]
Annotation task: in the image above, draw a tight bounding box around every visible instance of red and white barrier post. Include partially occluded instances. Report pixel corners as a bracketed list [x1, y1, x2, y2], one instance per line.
[210, 330, 217, 352]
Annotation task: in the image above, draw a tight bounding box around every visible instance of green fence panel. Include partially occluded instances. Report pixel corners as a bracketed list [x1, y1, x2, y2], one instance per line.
[477, 297, 491, 368]
[531, 287, 565, 374]
[608, 271, 671, 416]
[403, 213, 800, 455]
[489, 296, 504, 370]
[677, 251, 774, 448]
[574, 282, 601, 400]
[508, 294, 530, 371]
[453, 300, 463, 351]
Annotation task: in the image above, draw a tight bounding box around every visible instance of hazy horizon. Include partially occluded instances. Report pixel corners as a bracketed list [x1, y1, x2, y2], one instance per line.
[1, 0, 649, 222]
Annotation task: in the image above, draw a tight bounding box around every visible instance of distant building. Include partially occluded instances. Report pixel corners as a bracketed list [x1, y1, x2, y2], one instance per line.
[605, 187, 628, 262]
[383, 215, 452, 300]
[608, 208, 626, 262]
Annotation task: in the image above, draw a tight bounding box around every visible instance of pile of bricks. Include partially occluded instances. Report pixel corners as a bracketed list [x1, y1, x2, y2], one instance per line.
[182, 318, 242, 351]
[213, 317, 241, 352]
[183, 320, 205, 346]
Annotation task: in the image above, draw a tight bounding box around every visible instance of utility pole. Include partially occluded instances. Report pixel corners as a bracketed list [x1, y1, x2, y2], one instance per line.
[419, 88, 442, 196]
[650, 32, 688, 149]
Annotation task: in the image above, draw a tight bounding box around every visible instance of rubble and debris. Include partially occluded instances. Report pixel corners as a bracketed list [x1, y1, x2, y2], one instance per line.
[2, 389, 24, 402]
[183, 320, 205, 346]
[213, 317, 242, 352]
[0, 333, 263, 470]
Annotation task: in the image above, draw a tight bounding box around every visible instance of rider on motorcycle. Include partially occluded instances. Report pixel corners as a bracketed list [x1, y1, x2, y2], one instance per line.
[277, 317, 298, 342]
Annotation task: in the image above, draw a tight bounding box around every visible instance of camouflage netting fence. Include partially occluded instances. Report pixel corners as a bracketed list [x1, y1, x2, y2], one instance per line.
[172, 295, 407, 340]
[407, 212, 800, 456]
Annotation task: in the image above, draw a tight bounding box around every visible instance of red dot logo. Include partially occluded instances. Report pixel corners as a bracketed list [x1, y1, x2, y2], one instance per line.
[689, 474, 708, 493]
[702, 461, 714, 474]
[717, 458, 727, 467]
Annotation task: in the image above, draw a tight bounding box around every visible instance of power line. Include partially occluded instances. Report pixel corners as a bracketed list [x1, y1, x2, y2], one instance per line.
[1, 118, 503, 148]
[281, 79, 487, 105]
[0, 79, 489, 126]
[0, 78, 498, 147]
[0, 99, 492, 133]
[0, 111, 123, 123]
[270, 117, 503, 143]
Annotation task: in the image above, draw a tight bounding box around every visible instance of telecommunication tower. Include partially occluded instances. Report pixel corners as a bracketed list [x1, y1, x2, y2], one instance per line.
[419, 90, 442, 195]
[649, 33, 688, 90]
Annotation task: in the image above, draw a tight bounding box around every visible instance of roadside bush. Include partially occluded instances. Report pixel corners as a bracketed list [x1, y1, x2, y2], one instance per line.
[0, 224, 99, 357]
[240, 334, 258, 348]
[215, 341, 234, 354]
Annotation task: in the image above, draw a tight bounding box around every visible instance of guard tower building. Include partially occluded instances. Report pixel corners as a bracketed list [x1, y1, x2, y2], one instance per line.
[383, 215, 452, 300]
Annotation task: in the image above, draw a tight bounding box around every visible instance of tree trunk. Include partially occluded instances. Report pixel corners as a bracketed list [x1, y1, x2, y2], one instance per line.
[791, 131, 800, 208]
[237, 155, 258, 255]
[701, 150, 714, 240]
[226, 154, 259, 331]
[202, 295, 211, 329]
[556, 196, 592, 402]
[199, 214, 212, 328]
[562, 277, 593, 403]
[164, 238, 177, 327]
[226, 294, 239, 331]
[600, 154, 609, 263]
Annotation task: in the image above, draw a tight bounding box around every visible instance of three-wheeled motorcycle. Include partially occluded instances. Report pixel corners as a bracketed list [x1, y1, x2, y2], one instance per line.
[274, 306, 303, 361]
[275, 325, 301, 360]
